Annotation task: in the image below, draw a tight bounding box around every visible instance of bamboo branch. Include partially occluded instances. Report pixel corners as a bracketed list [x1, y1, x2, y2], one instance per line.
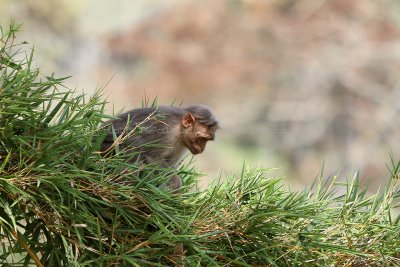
[12, 230, 44, 267]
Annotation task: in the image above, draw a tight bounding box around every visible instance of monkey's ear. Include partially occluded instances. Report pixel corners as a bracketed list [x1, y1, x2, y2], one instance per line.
[182, 113, 195, 128]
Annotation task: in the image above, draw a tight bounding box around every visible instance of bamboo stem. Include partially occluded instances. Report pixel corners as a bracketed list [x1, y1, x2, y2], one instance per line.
[12, 230, 44, 267]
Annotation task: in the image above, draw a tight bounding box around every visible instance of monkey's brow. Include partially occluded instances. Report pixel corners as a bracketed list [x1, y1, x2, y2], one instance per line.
[200, 120, 218, 128]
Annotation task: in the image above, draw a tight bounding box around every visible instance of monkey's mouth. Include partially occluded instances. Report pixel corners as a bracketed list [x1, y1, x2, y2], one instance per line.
[190, 145, 203, 155]
[190, 148, 201, 155]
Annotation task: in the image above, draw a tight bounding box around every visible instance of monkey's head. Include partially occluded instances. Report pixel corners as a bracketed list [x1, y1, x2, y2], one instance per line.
[180, 105, 219, 155]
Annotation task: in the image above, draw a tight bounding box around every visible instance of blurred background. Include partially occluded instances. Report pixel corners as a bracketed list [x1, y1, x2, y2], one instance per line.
[1, 0, 400, 189]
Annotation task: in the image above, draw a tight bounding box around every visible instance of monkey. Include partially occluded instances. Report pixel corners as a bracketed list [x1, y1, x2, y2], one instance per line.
[99, 105, 219, 190]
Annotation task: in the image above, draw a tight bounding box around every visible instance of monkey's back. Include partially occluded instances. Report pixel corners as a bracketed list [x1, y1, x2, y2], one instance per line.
[100, 106, 187, 166]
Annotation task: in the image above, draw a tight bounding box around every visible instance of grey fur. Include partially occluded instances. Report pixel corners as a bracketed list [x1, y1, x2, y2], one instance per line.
[100, 105, 218, 167]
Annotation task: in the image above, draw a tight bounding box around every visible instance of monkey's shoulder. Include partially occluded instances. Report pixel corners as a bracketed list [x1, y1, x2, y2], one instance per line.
[161, 141, 188, 166]
[160, 125, 188, 165]
[141, 141, 187, 167]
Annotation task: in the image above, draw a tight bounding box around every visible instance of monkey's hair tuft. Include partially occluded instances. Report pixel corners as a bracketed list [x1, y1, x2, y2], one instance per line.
[184, 105, 219, 128]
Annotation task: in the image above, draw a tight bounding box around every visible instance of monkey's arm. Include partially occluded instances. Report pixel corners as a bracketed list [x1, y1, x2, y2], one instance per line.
[142, 154, 182, 191]
[167, 175, 182, 191]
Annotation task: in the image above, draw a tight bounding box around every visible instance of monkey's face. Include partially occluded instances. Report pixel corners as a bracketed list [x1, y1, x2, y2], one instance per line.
[181, 114, 216, 155]
[185, 123, 214, 154]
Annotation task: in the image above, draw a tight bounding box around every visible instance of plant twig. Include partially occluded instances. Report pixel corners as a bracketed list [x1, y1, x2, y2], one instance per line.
[12, 231, 44, 267]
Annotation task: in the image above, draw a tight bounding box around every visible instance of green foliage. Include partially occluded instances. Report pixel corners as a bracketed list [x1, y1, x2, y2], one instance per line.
[1, 22, 400, 266]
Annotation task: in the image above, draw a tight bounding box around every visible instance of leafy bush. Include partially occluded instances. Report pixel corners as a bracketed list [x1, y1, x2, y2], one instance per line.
[1, 22, 400, 266]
